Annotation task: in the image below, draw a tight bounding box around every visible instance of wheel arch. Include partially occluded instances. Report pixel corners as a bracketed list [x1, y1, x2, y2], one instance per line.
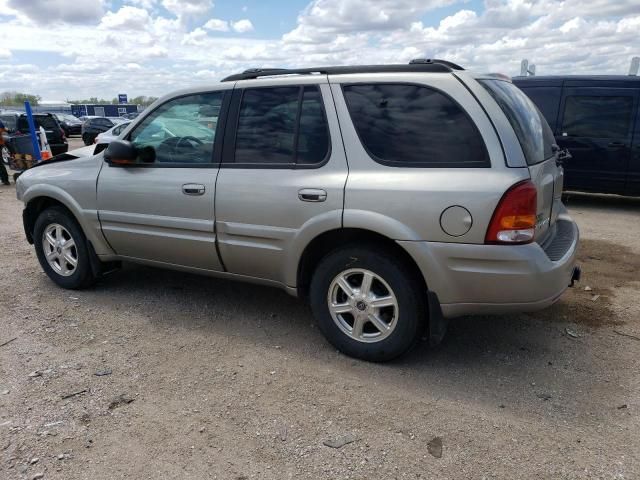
[22, 187, 113, 256]
[296, 228, 428, 299]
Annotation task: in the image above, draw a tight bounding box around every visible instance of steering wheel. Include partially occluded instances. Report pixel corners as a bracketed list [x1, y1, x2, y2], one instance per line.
[175, 136, 203, 149]
[157, 136, 204, 162]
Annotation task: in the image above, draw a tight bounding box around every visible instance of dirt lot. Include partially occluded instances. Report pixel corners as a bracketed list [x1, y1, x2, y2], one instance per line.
[1, 180, 638, 479]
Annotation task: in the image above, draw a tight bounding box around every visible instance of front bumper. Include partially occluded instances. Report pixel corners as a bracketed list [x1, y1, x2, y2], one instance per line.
[399, 213, 579, 318]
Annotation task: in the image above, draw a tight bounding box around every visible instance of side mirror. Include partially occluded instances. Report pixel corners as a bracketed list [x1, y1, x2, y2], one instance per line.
[104, 140, 137, 165]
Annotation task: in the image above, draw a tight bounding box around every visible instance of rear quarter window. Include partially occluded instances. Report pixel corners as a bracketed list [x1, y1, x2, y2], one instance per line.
[342, 83, 489, 168]
[480, 79, 555, 166]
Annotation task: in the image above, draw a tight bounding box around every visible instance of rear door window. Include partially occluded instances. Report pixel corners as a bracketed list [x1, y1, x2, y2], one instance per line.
[231, 85, 330, 166]
[561, 96, 633, 138]
[480, 79, 555, 166]
[342, 83, 489, 167]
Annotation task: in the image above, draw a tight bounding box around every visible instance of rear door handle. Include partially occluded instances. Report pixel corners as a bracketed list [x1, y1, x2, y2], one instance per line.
[298, 188, 327, 202]
[182, 183, 205, 196]
[608, 141, 626, 148]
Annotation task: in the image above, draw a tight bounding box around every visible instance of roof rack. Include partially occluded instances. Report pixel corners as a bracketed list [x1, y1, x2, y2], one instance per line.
[221, 59, 464, 82]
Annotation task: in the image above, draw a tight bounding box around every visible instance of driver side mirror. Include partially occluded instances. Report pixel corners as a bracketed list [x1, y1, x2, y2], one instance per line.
[104, 140, 137, 166]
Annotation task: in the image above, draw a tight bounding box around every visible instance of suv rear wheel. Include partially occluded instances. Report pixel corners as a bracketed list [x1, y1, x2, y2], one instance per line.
[1, 144, 12, 166]
[33, 207, 98, 289]
[310, 246, 425, 361]
[82, 133, 93, 146]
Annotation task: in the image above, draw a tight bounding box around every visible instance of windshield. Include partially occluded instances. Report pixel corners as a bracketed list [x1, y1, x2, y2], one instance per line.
[479, 79, 555, 165]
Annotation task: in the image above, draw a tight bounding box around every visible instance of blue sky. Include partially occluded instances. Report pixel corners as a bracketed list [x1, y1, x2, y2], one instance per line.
[0, 0, 637, 100]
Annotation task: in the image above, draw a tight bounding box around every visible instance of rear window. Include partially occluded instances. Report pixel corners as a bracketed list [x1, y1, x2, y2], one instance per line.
[342, 83, 489, 167]
[480, 79, 555, 166]
[0, 114, 17, 131]
[516, 86, 561, 132]
[18, 116, 58, 131]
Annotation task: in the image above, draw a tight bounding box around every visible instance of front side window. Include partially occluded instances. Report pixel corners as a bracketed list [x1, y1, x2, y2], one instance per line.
[343, 83, 489, 167]
[129, 92, 222, 164]
[480, 79, 555, 166]
[233, 85, 329, 166]
[562, 96, 633, 138]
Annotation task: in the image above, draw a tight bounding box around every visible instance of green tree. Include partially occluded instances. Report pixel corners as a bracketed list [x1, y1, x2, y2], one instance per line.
[0, 91, 41, 107]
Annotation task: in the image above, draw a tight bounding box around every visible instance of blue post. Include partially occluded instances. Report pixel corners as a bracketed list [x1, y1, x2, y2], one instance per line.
[24, 101, 42, 162]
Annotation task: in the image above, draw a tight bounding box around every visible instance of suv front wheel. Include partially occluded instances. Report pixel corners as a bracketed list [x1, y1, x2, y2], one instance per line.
[310, 246, 425, 361]
[33, 207, 98, 289]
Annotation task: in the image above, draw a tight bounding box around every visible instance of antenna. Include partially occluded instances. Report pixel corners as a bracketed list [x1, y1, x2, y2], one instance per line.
[630, 57, 640, 76]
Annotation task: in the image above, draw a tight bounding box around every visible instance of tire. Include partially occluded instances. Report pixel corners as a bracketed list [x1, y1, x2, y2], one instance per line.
[309, 245, 426, 362]
[1, 145, 11, 166]
[33, 207, 98, 289]
[82, 134, 92, 146]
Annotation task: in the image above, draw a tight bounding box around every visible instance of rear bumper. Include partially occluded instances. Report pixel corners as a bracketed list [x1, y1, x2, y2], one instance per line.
[399, 213, 579, 318]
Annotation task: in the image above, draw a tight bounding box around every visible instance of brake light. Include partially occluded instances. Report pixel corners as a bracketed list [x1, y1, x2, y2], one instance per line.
[485, 180, 537, 244]
[60, 129, 66, 139]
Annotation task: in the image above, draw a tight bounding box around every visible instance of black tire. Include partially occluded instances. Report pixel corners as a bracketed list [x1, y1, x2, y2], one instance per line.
[309, 245, 426, 362]
[82, 134, 92, 146]
[33, 207, 97, 289]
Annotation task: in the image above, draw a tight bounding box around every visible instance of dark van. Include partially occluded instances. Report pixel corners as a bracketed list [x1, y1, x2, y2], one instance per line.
[513, 76, 640, 196]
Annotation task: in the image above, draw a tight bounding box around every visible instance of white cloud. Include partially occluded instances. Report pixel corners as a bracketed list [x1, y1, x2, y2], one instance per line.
[204, 18, 229, 31]
[100, 6, 150, 30]
[162, 0, 212, 17]
[0, 0, 638, 100]
[231, 19, 254, 33]
[7, 0, 104, 24]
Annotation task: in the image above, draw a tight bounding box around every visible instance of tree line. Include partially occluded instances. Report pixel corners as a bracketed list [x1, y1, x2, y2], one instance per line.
[1, 92, 158, 107]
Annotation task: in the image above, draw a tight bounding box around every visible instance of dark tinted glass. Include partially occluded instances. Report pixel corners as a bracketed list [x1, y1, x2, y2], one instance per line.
[562, 96, 633, 138]
[480, 79, 555, 165]
[0, 114, 18, 131]
[297, 87, 329, 164]
[17, 116, 58, 131]
[517, 86, 561, 131]
[235, 87, 299, 164]
[343, 84, 488, 167]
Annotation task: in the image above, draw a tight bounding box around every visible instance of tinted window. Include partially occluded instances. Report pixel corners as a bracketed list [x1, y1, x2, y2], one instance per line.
[562, 96, 633, 138]
[233, 86, 329, 165]
[17, 116, 58, 132]
[342, 84, 488, 167]
[517, 86, 561, 132]
[0, 114, 17, 131]
[129, 92, 222, 164]
[480, 79, 555, 166]
[297, 87, 330, 164]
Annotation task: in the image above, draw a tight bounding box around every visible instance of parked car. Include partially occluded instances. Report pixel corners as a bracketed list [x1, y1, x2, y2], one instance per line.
[95, 121, 131, 144]
[16, 60, 580, 361]
[0, 112, 68, 156]
[52, 113, 82, 136]
[121, 112, 140, 120]
[513, 75, 640, 196]
[81, 117, 115, 145]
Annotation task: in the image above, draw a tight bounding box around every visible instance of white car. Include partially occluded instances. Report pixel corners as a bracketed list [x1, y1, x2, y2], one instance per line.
[95, 121, 131, 144]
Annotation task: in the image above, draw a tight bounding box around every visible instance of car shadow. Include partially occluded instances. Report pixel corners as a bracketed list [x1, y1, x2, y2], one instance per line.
[563, 191, 640, 211]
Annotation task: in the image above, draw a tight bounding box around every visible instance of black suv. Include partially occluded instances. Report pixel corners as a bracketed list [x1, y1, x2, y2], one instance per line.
[52, 113, 82, 136]
[81, 117, 115, 145]
[513, 75, 640, 196]
[0, 112, 69, 156]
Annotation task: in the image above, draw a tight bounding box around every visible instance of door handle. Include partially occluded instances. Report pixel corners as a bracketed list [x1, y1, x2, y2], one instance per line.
[182, 183, 205, 196]
[298, 188, 327, 202]
[608, 141, 626, 148]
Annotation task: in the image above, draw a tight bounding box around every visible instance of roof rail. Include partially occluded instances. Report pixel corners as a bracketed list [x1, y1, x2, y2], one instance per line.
[221, 59, 464, 82]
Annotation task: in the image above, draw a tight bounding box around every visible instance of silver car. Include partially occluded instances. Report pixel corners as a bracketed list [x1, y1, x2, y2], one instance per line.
[16, 60, 580, 361]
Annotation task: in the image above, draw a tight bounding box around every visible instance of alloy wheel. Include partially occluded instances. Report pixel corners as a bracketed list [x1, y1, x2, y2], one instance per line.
[42, 223, 78, 277]
[327, 268, 399, 343]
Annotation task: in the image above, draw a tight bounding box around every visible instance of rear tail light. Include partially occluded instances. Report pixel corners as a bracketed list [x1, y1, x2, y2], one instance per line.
[485, 180, 537, 244]
[60, 129, 66, 139]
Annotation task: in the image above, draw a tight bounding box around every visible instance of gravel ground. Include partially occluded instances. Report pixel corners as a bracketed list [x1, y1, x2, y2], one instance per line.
[0, 178, 638, 479]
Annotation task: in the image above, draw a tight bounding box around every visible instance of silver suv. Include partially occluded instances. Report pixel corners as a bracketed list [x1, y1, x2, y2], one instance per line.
[16, 60, 580, 361]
